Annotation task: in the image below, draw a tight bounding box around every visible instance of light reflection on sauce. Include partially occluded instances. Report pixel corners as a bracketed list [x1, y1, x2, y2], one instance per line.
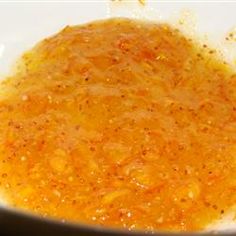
[0, 18, 235, 232]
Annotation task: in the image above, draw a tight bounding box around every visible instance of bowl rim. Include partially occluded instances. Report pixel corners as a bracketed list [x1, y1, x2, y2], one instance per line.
[0, 205, 234, 236]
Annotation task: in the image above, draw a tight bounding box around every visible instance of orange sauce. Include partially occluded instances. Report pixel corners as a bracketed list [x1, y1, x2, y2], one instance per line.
[0, 18, 236, 232]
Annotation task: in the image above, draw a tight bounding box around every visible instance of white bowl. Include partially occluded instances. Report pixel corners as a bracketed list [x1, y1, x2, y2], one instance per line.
[0, 0, 236, 233]
[0, 1, 236, 76]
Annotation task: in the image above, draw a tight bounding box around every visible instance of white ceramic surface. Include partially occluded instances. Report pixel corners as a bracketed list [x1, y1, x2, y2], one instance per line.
[0, 1, 236, 76]
[0, 0, 236, 231]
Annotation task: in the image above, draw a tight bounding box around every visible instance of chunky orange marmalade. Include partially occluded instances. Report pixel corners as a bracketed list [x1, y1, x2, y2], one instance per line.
[0, 18, 236, 232]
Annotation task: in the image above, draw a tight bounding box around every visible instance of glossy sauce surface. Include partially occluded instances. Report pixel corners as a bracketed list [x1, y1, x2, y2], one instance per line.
[0, 18, 236, 232]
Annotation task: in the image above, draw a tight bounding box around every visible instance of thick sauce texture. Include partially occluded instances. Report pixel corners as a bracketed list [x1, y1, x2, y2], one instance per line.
[0, 18, 236, 232]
